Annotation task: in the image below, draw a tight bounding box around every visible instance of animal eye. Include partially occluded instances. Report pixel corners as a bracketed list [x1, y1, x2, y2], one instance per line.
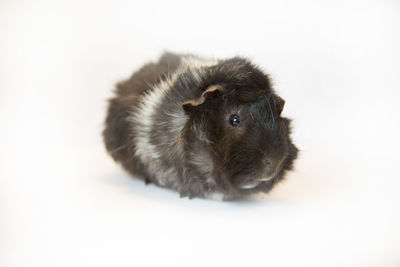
[228, 114, 240, 126]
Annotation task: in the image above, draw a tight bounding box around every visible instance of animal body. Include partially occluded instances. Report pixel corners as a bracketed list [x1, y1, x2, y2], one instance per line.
[103, 52, 298, 200]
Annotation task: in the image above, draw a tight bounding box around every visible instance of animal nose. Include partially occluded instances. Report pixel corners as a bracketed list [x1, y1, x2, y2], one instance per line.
[261, 158, 278, 179]
[264, 159, 272, 172]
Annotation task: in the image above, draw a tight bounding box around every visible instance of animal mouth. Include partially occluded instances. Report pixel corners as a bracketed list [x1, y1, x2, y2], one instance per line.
[240, 181, 260, 189]
[238, 175, 275, 190]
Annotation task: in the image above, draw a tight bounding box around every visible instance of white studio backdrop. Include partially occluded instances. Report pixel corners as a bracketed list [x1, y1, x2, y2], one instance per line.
[1, 0, 399, 266]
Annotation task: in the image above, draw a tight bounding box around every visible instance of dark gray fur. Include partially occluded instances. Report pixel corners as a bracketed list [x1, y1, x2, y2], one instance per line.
[103, 52, 298, 200]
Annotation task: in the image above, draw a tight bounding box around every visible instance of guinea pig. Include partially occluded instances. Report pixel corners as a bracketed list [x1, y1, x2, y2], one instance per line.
[103, 52, 298, 200]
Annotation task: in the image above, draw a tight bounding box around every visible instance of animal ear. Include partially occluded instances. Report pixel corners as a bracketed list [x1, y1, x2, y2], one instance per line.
[182, 85, 223, 112]
[274, 95, 285, 115]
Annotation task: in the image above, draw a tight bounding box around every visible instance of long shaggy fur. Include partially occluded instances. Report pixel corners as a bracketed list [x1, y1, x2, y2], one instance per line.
[103, 52, 298, 200]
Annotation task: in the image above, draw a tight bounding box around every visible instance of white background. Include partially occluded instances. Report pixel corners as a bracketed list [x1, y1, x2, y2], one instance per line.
[1, 0, 400, 266]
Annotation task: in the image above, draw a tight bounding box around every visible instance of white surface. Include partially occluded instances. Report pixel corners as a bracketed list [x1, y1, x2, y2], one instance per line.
[1, 1, 400, 266]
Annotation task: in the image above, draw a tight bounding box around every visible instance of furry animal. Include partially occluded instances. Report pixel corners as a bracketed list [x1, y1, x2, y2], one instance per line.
[103, 52, 298, 200]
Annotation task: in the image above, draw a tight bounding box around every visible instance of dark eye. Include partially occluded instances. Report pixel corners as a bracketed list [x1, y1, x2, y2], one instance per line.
[228, 114, 240, 126]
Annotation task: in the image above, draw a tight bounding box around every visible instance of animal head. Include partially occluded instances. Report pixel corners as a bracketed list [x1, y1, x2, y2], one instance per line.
[181, 57, 298, 195]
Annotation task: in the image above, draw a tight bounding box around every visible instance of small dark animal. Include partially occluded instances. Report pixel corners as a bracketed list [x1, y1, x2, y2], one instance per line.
[103, 52, 298, 200]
